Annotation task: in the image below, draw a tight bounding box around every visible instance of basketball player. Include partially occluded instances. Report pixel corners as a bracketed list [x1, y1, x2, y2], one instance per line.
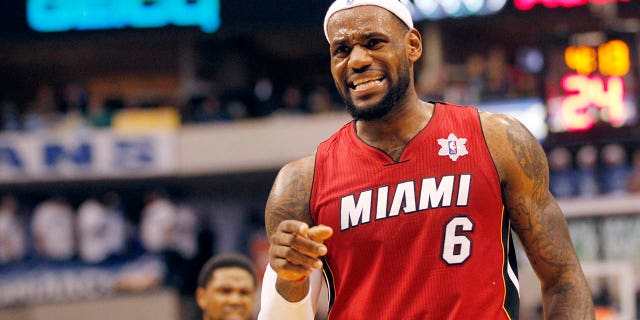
[258, 1, 595, 319]
[196, 253, 258, 320]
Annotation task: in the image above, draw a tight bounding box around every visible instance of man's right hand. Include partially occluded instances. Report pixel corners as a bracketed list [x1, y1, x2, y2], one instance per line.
[269, 220, 333, 282]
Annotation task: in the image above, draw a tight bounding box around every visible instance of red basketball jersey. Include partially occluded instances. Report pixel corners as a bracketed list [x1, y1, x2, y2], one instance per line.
[310, 103, 519, 320]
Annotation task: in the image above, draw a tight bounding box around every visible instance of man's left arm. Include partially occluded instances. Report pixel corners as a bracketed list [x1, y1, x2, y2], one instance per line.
[482, 113, 595, 319]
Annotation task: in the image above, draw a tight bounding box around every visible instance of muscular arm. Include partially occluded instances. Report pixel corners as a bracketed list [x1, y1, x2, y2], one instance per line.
[482, 113, 595, 319]
[265, 155, 331, 303]
[266, 155, 315, 235]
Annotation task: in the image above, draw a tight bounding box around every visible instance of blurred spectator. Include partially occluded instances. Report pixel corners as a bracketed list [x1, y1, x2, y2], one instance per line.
[418, 64, 449, 101]
[274, 85, 306, 115]
[23, 84, 61, 132]
[254, 76, 274, 109]
[442, 65, 468, 105]
[55, 106, 88, 133]
[31, 197, 75, 261]
[169, 201, 201, 296]
[462, 53, 485, 105]
[76, 196, 127, 264]
[77, 198, 108, 263]
[628, 149, 640, 193]
[226, 100, 250, 120]
[102, 192, 129, 254]
[548, 147, 576, 198]
[0, 195, 26, 264]
[140, 190, 177, 253]
[174, 203, 199, 260]
[482, 47, 512, 101]
[58, 83, 89, 132]
[92, 97, 125, 128]
[140, 190, 199, 259]
[56, 84, 89, 133]
[600, 143, 631, 195]
[512, 71, 538, 98]
[575, 145, 600, 197]
[0, 98, 21, 131]
[60, 84, 88, 111]
[86, 100, 113, 128]
[139, 192, 199, 296]
[307, 85, 336, 114]
[189, 94, 230, 123]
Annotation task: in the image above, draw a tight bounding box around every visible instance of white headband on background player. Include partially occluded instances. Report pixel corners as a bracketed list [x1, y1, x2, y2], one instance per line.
[323, 0, 414, 43]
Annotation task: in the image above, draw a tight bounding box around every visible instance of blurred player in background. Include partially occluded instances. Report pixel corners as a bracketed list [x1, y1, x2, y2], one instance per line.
[196, 253, 257, 320]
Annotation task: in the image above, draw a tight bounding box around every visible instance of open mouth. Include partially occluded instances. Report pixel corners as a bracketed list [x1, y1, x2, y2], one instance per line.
[349, 76, 385, 91]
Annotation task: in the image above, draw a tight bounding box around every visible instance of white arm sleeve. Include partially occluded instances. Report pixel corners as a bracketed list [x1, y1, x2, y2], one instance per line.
[258, 264, 324, 320]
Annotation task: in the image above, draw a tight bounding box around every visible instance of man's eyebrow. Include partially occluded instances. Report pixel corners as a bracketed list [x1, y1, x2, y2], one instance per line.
[330, 31, 389, 47]
[360, 31, 389, 39]
[330, 38, 349, 48]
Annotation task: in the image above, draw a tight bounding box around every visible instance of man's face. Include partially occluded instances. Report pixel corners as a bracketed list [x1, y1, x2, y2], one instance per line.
[196, 267, 256, 320]
[327, 6, 411, 120]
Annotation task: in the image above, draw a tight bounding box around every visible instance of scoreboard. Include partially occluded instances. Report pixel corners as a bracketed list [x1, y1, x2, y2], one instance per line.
[545, 31, 638, 134]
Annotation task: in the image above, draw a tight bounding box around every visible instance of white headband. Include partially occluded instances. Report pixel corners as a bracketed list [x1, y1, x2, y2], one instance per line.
[323, 0, 414, 43]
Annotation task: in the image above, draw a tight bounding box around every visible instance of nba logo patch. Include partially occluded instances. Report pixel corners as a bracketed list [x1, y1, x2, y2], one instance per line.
[346, 0, 355, 5]
[448, 140, 457, 155]
[438, 133, 469, 161]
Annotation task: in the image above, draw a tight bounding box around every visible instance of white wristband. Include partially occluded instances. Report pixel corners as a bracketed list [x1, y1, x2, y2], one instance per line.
[257, 264, 317, 320]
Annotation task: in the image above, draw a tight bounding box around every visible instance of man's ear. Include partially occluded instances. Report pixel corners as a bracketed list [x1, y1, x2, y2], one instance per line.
[196, 287, 207, 309]
[406, 29, 423, 62]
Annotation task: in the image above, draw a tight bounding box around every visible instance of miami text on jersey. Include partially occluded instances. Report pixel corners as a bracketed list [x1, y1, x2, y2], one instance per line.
[340, 174, 471, 231]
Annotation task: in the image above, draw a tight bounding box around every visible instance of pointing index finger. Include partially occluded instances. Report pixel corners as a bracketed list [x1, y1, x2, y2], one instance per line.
[307, 225, 333, 243]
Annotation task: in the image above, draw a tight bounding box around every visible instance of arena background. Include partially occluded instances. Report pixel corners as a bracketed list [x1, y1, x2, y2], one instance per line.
[0, 0, 639, 319]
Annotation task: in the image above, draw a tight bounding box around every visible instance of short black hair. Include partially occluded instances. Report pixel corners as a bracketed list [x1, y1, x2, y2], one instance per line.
[197, 253, 258, 289]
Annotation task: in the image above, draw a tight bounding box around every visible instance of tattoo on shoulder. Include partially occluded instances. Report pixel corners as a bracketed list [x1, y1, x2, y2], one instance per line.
[505, 122, 545, 181]
[505, 121, 551, 208]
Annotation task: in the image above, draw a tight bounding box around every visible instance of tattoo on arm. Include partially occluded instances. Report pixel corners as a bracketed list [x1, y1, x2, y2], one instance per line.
[506, 123, 550, 211]
[265, 159, 316, 302]
[266, 160, 314, 238]
[505, 124, 544, 235]
[505, 122, 566, 268]
[504, 121, 594, 319]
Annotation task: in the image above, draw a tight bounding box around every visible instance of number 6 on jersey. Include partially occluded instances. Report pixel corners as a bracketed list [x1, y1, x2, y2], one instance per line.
[442, 216, 474, 264]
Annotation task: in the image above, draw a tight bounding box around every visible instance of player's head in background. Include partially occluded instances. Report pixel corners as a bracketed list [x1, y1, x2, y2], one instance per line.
[196, 253, 258, 320]
[323, 0, 423, 121]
